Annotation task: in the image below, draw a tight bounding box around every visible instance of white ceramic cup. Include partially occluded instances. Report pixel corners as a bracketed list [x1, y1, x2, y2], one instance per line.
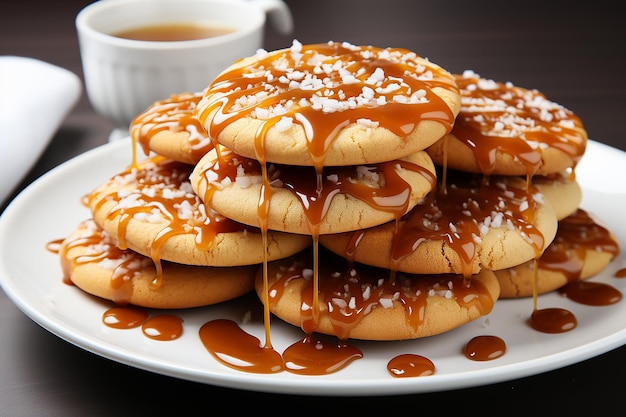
[76, 0, 292, 135]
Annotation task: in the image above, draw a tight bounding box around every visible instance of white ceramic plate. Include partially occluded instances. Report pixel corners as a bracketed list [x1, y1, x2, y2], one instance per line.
[1, 139, 625, 396]
[0, 56, 82, 205]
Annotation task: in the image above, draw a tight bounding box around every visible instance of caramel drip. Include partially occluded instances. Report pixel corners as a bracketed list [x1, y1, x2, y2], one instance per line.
[199, 319, 285, 374]
[464, 335, 506, 361]
[198, 41, 458, 172]
[539, 208, 620, 281]
[387, 354, 435, 377]
[559, 281, 622, 306]
[142, 315, 184, 341]
[282, 335, 363, 375]
[130, 92, 211, 166]
[88, 156, 256, 288]
[529, 308, 577, 333]
[259, 162, 275, 349]
[198, 318, 365, 375]
[381, 170, 544, 278]
[102, 307, 183, 341]
[266, 248, 495, 340]
[452, 73, 587, 176]
[281, 159, 433, 228]
[58, 219, 153, 304]
[102, 307, 149, 329]
[197, 148, 434, 232]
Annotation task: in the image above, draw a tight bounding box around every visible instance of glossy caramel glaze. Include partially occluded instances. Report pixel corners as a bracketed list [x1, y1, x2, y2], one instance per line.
[539, 208, 619, 281]
[197, 40, 460, 170]
[444, 70, 587, 176]
[130, 92, 212, 165]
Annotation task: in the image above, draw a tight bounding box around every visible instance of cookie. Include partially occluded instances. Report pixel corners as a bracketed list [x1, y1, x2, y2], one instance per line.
[320, 169, 559, 277]
[426, 70, 588, 176]
[496, 208, 620, 298]
[88, 155, 311, 267]
[59, 219, 256, 309]
[255, 247, 500, 341]
[191, 145, 437, 235]
[196, 40, 461, 169]
[130, 92, 212, 165]
[532, 171, 582, 220]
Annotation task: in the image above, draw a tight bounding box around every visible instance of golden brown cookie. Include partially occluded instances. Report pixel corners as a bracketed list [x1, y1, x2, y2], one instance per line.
[320, 169, 559, 277]
[191, 145, 437, 235]
[532, 171, 582, 220]
[196, 40, 461, 169]
[59, 219, 257, 309]
[495, 208, 620, 298]
[255, 247, 500, 341]
[130, 92, 212, 165]
[88, 155, 311, 267]
[426, 70, 588, 176]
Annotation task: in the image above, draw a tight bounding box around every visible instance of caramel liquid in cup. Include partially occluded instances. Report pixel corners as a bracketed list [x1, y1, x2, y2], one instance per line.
[112, 22, 236, 42]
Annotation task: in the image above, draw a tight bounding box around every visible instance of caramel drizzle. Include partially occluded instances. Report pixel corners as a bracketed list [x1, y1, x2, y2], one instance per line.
[130, 92, 212, 166]
[539, 208, 620, 281]
[197, 41, 458, 172]
[195, 147, 435, 339]
[58, 219, 153, 304]
[342, 170, 545, 279]
[88, 156, 256, 287]
[451, 72, 587, 177]
[266, 248, 495, 340]
[195, 147, 435, 233]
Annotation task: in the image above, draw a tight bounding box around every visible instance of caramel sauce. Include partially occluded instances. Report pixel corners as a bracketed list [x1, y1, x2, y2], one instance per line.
[528, 208, 621, 332]
[142, 315, 184, 341]
[46, 238, 63, 254]
[199, 319, 285, 374]
[58, 219, 153, 303]
[387, 354, 435, 377]
[197, 41, 459, 173]
[343, 169, 545, 278]
[102, 307, 149, 329]
[615, 268, 626, 278]
[282, 334, 363, 375]
[559, 281, 622, 306]
[529, 308, 577, 334]
[266, 248, 495, 341]
[539, 208, 620, 282]
[195, 147, 434, 233]
[102, 307, 182, 341]
[198, 319, 364, 375]
[464, 335, 506, 361]
[130, 92, 211, 166]
[451, 72, 587, 177]
[87, 156, 258, 289]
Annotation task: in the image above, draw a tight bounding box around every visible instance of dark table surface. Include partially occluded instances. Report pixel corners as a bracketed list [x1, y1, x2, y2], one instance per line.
[1, 0, 625, 415]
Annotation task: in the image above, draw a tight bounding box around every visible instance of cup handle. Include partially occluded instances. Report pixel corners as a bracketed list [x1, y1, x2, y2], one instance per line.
[246, 0, 294, 35]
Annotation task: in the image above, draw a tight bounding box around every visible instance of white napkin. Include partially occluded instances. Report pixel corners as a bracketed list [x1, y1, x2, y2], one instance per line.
[0, 56, 82, 205]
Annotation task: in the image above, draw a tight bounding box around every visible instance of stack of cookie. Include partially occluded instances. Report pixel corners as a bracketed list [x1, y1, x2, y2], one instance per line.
[58, 92, 311, 309]
[57, 41, 619, 342]
[189, 40, 508, 341]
